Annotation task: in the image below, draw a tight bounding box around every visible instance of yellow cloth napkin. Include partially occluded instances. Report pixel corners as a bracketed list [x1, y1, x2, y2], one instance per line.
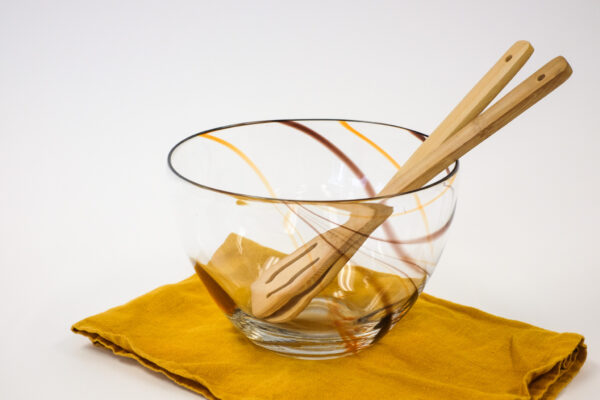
[72, 275, 586, 400]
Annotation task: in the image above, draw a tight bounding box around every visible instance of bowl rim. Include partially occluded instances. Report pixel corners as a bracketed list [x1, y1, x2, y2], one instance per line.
[167, 118, 459, 204]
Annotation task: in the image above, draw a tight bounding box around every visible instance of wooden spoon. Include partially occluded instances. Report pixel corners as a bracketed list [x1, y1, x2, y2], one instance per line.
[381, 39, 533, 192]
[251, 53, 571, 323]
[249, 41, 532, 322]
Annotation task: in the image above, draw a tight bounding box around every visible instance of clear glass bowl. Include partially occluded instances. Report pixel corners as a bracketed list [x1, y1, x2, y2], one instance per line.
[168, 119, 458, 359]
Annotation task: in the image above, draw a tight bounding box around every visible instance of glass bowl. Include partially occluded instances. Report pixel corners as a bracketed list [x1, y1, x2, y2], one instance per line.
[168, 119, 458, 359]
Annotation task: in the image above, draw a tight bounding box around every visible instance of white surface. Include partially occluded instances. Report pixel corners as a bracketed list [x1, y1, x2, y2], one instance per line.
[1, 1, 599, 398]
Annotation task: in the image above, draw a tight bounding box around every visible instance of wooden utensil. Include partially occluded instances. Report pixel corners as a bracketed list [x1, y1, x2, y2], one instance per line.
[251, 52, 571, 323]
[250, 41, 533, 322]
[380, 40, 533, 195]
[383, 57, 571, 194]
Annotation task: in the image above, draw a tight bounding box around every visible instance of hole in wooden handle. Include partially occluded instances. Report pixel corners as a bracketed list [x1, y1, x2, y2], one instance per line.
[505, 55, 513, 62]
[537, 74, 546, 81]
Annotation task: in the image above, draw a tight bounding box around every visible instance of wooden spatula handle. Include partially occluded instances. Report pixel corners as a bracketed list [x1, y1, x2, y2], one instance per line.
[379, 41, 534, 196]
[386, 56, 572, 194]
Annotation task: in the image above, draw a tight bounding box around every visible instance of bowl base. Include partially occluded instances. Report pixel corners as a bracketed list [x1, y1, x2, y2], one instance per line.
[228, 295, 417, 359]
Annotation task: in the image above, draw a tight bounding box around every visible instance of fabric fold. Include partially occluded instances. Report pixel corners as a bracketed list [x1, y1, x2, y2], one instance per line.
[72, 275, 585, 400]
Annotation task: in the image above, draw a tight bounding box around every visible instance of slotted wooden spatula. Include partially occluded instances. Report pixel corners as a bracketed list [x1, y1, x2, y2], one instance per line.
[251, 46, 571, 323]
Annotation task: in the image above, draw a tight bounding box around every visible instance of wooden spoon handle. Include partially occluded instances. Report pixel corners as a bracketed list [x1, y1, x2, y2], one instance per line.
[379, 41, 533, 196]
[385, 56, 572, 194]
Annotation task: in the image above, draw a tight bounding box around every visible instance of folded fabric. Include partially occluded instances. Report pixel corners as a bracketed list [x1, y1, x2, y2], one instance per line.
[72, 274, 586, 400]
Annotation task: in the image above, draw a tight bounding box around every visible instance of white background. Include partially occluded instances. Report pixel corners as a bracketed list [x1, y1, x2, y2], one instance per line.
[1, 1, 599, 398]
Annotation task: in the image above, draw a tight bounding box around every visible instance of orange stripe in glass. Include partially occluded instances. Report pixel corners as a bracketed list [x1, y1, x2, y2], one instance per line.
[201, 134, 304, 248]
[339, 121, 402, 169]
[338, 121, 433, 249]
[203, 134, 276, 197]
